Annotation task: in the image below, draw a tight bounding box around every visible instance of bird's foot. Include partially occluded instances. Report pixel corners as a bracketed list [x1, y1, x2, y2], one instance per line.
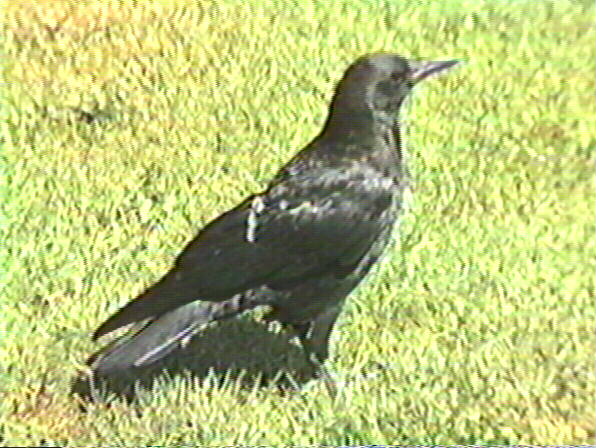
[306, 353, 338, 398]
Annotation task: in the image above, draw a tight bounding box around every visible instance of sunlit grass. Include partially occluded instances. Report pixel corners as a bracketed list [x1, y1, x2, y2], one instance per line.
[1, 0, 594, 445]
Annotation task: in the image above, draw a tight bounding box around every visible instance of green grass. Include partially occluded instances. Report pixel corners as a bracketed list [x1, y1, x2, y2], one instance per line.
[2, 0, 594, 444]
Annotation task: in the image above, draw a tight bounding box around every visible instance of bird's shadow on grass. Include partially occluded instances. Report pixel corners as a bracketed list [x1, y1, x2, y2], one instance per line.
[71, 317, 317, 405]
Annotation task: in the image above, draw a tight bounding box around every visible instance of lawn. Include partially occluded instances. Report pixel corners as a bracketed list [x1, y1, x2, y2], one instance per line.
[1, 0, 594, 445]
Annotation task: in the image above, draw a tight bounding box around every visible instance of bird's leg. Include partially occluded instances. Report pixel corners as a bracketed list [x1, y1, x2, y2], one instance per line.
[293, 305, 342, 397]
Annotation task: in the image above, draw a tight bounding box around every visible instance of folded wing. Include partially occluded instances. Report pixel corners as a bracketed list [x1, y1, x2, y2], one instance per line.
[93, 167, 395, 340]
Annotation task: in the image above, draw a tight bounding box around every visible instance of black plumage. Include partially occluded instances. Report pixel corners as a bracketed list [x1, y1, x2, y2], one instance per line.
[89, 53, 458, 381]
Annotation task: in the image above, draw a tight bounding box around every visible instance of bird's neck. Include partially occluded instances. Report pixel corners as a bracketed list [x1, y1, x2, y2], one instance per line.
[319, 109, 404, 178]
[322, 107, 401, 149]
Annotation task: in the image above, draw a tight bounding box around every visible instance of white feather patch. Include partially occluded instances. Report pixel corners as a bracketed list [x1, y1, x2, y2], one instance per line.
[246, 196, 265, 243]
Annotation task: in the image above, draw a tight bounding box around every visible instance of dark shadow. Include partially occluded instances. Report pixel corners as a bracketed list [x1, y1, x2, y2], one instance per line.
[71, 316, 317, 405]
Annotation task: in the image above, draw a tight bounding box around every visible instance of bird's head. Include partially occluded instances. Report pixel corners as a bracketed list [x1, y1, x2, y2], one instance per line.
[327, 53, 458, 129]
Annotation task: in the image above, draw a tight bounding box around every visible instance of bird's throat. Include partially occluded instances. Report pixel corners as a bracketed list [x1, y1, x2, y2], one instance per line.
[323, 108, 399, 146]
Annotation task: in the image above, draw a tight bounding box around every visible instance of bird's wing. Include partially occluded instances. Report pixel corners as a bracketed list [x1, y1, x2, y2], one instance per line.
[90, 301, 215, 373]
[94, 166, 395, 339]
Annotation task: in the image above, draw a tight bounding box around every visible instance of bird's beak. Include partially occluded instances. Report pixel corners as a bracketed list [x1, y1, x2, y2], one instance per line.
[410, 60, 459, 84]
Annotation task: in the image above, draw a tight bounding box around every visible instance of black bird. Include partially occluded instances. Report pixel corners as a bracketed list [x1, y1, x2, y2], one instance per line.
[89, 53, 458, 384]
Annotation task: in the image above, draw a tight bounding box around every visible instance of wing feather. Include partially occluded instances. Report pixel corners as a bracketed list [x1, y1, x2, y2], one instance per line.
[94, 167, 395, 339]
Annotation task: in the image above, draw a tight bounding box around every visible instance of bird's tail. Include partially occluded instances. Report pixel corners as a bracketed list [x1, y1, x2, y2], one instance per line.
[89, 294, 252, 374]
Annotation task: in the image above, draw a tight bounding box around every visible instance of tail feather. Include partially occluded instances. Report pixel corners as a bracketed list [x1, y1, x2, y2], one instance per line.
[90, 294, 252, 374]
[92, 274, 189, 341]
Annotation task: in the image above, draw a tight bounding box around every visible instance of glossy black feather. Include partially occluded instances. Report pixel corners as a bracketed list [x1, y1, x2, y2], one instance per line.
[89, 53, 458, 374]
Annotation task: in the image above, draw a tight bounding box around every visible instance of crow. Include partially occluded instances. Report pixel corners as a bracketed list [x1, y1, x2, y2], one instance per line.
[89, 53, 458, 386]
